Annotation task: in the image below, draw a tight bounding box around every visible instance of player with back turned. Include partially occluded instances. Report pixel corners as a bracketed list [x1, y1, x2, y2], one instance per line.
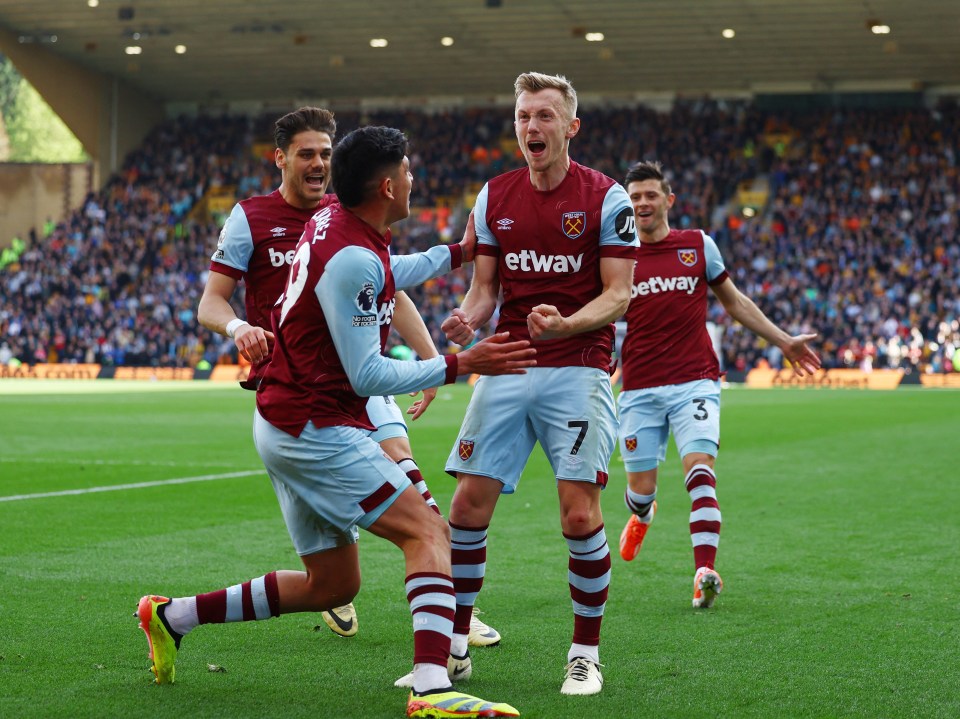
[197, 107, 501, 645]
[137, 125, 535, 718]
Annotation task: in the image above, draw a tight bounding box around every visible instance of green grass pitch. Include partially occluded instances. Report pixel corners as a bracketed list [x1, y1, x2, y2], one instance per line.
[1, 381, 957, 718]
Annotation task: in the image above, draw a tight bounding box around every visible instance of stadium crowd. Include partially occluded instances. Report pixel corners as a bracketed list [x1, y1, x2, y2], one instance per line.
[1, 99, 958, 374]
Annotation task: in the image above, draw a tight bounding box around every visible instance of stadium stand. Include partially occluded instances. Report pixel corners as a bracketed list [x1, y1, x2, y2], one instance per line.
[1, 99, 958, 374]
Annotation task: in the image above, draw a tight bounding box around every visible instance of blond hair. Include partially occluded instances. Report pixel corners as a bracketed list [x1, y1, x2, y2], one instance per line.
[514, 72, 578, 120]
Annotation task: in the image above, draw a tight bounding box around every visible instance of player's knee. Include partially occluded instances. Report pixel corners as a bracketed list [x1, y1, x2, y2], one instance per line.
[329, 583, 360, 609]
[307, 574, 360, 609]
[416, 509, 449, 544]
[405, 515, 451, 572]
[682, 452, 716, 475]
[559, 506, 601, 536]
[449, 481, 496, 524]
[448, 492, 470, 521]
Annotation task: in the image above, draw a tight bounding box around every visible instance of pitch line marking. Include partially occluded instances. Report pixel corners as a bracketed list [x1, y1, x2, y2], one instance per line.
[0, 470, 265, 503]
[0, 456, 251, 469]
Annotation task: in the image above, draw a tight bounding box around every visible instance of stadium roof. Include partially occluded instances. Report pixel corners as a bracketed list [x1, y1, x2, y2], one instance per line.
[1, 0, 959, 106]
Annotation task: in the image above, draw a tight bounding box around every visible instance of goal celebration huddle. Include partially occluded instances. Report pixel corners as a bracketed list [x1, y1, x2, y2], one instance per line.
[136, 71, 819, 719]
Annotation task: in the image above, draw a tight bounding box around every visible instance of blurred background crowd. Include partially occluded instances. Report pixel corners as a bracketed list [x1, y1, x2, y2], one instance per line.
[1, 98, 958, 376]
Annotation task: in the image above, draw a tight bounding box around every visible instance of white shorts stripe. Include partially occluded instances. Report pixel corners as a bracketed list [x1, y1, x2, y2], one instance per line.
[691, 532, 720, 548]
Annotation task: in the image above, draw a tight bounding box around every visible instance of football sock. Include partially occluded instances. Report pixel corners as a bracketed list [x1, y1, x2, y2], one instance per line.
[162, 596, 198, 636]
[564, 524, 610, 648]
[193, 571, 281, 625]
[155, 600, 185, 644]
[450, 632, 469, 659]
[686, 464, 721, 569]
[450, 522, 487, 637]
[398, 458, 440, 515]
[567, 643, 600, 664]
[405, 571, 455, 691]
[625, 486, 657, 520]
[412, 663, 452, 694]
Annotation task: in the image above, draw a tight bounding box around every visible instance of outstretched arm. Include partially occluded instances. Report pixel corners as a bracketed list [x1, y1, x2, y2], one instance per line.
[712, 277, 820, 377]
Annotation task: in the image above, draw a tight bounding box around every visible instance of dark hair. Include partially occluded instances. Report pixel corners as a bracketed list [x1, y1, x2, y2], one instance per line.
[274, 107, 337, 152]
[331, 126, 408, 208]
[624, 160, 671, 196]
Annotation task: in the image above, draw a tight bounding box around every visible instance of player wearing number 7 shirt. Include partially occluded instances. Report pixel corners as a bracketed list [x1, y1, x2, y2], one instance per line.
[435, 72, 638, 697]
[615, 160, 820, 609]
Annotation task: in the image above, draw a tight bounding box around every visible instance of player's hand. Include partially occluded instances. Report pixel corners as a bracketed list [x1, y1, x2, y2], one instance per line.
[458, 211, 477, 263]
[406, 386, 437, 420]
[442, 308, 476, 346]
[234, 324, 274, 364]
[782, 333, 821, 377]
[458, 332, 536, 375]
[527, 304, 567, 340]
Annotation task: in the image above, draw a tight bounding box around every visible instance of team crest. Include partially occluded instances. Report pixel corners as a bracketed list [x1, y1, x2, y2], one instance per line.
[624, 435, 637, 452]
[562, 212, 586, 239]
[356, 282, 376, 312]
[458, 439, 475, 461]
[678, 249, 698, 267]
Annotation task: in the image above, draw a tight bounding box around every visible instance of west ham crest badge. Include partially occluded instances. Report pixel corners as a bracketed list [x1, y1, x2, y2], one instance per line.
[562, 211, 586, 239]
[678, 249, 698, 267]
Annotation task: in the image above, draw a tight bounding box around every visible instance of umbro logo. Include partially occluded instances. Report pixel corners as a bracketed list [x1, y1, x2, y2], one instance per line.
[496, 218, 515, 230]
[270, 226, 287, 237]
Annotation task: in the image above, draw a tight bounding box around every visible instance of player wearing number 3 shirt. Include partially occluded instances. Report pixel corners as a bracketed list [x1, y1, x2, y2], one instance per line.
[615, 161, 820, 611]
[438, 73, 638, 697]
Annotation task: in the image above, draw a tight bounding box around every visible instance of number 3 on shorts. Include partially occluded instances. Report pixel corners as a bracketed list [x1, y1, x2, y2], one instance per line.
[692, 399, 709, 420]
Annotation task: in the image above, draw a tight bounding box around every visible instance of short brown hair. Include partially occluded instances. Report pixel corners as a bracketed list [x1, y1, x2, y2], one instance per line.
[514, 72, 577, 120]
[274, 107, 337, 152]
[624, 160, 672, 196]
